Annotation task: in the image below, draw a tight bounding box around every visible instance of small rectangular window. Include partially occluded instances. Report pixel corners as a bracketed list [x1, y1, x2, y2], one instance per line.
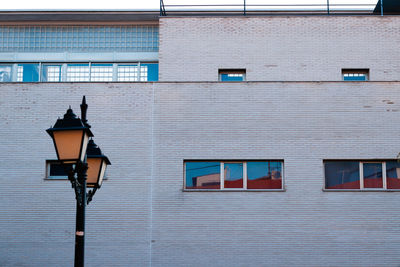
[342, 69, 369, 81]
[219, 69, 246, 82]
[46, 160, 71, 179]
[324, 160, 400, 190]
[185, 160, 283, 190]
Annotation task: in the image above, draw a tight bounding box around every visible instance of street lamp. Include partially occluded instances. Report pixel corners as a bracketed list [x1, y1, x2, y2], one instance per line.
[46, 96, 111, 267]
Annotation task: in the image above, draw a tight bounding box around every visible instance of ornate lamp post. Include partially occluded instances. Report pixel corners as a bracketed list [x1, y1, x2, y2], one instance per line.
[46, 96, 111, 267]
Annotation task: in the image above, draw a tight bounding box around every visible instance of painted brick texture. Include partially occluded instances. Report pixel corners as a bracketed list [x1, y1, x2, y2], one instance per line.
[1, 82, 400, 266]
[159, 16, 400, 82]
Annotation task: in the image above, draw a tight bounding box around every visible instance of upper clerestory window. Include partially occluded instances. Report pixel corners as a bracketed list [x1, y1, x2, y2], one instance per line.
[219, 69, 246, 82]
[342, 69, 369, 81]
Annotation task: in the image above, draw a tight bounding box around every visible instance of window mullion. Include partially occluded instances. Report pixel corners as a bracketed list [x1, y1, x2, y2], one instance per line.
[383, 162, 387, 189]
[359, 162, 364, 189]
[243, 162, 247, 189]
[220, 162, 224, 190]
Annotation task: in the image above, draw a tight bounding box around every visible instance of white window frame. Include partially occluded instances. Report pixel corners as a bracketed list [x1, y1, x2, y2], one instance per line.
[359, 161, 387, 190]
[45, 160, 68, 180]
[221, 162, 247, 190]
[184, 160, 284, 191]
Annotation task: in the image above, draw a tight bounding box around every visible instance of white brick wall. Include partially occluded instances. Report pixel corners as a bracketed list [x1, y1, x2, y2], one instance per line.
[1, 81, 400, 266]
[159, 16, 400, 82]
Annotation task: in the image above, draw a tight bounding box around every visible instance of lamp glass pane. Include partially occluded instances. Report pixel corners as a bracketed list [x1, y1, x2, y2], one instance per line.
[53, 130, 84, 161]
[80, 133, 89, 162]
[98, 161, 107, 187]
[87, 157, 102, 187]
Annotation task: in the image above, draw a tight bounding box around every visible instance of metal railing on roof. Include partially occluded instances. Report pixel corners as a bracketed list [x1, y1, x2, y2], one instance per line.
[159, 1, 383, 16]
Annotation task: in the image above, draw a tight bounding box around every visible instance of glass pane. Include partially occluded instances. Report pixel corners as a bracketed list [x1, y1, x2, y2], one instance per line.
[247, 161, 282, 189]
[17, 64, 39, 82]
[0, 26, 159, 53]
[48, 162, 72, 178]
[117, 64, 138, 81]
[363, 163, 383, 188]
[67, 64, 89, 81]
[185, 162, 220, 189]
[224, 163, 243, 188]
[325, 161, 360, 189]
[141, 63, 159, 81]
[91, 64, 113, 81]
[386, 161, 400, 189]
[220, 73, 244, 81]
[42, 65, 61, 82]
[343, 74, 367, 81]
[0, 65, 12, 82]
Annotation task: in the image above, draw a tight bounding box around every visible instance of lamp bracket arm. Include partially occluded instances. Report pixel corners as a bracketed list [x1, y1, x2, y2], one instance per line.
[87, 187, 98, 205]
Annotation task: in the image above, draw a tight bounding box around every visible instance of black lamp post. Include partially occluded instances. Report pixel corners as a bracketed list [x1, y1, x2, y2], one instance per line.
[46, 96, 111, 267]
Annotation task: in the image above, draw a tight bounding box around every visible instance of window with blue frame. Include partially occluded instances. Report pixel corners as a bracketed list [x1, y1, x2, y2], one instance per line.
[219, 69, 246, 81]
[342, 69, 369, 81]
[17, 64, 40, 82]
[0, 62, 159, 82]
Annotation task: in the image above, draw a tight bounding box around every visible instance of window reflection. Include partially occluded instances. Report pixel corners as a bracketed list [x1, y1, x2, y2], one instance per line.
[247, 161, 282, 189]
[363, 163, 383, 188]
[42, 65, 61, 82]
[325, 161, 360, 189]
[185, 162, 220, 189]
[224, 163, 243, 188]
[386, 161, 400, 189]
[17, 64, 39, 82]
[0, 65, 12, 82]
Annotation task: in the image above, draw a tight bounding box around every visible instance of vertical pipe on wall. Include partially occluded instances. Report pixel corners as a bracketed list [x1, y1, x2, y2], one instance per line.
[244, 0, 246, 16]
[381, 0, 384, 16]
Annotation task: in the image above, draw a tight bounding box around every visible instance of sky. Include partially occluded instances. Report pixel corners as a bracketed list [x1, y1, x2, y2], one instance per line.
[0, 0, 378, 11]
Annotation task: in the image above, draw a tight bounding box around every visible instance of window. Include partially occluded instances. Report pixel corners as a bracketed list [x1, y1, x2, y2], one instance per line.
[184, 161, 283, 190]
[0, 65, 12, 82]
[0, 25, 159, 53]
[0, 62, 159, 82]
[17, 64, 40, 82]
[342, 69, 369, 81]
[324, 160, 400, 190]
[46, 160, 108, 180]
[91, 64, 113, 82]
[42, 65, 62, 82]
[46, 160, 71, 179]
[67, 64, 90, 82]
[219, 69, 246, 81]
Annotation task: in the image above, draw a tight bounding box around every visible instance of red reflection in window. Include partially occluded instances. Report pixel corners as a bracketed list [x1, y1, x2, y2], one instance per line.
[224, 179, 243, 188]
[326, 180, 360, 190]
[363, 163, 383, 189]
[248, 178, 281, 189]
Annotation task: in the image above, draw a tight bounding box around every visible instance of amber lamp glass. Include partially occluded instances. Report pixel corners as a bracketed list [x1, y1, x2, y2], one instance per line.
[46, 108, 93, 164]
[86, 139, 111, 188]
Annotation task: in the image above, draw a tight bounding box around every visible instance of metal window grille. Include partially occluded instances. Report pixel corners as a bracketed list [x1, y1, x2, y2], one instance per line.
[90, 65, 113, 82]
[17, 66, 23, 82]
[67, 65, 90, 82]
[117, 65, 139, 81]
[43, 65, 61, 82]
